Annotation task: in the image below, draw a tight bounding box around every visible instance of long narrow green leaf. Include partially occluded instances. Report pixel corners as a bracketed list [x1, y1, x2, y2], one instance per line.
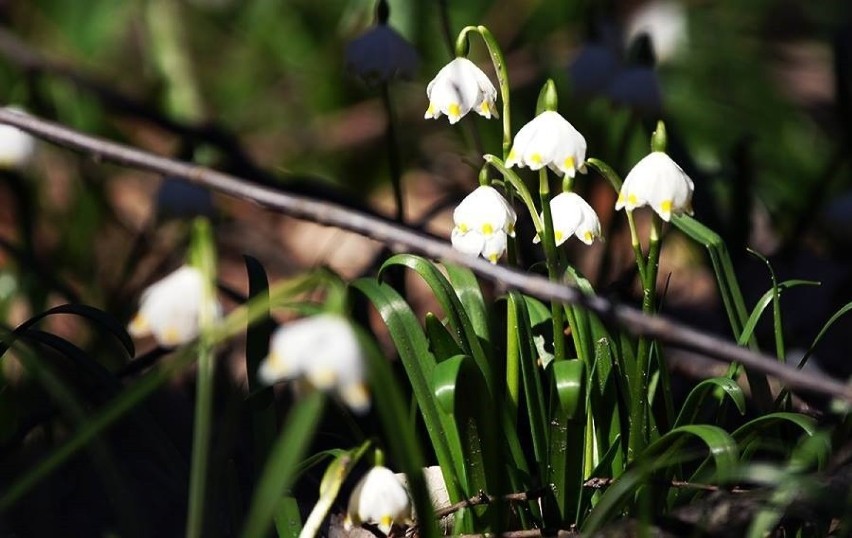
[674, 377, 746, 428]
[350, 278, 464, 502]
[243, 255, 278, 483]
[737, 280, 820, 347]
[241, 392, 326, 538]
[732, 412, 816, 460]
[379, 255, 491, 394]
[444, 264, 490, 343]
[424, 313, 463, 362]
[357, 328, 439, 538]
[582, 425, 738, 533]
[547, 360, 586, 526]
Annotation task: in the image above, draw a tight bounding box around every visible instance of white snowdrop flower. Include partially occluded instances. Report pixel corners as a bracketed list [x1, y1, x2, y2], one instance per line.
[535, 192, 601, 246]
[128, 265, 220, 347]
[451, 185, 516, 264]
[345, 24, 420, 84]
[605, 66, 662, 115]
[626, 0, 688, 64]
[505, 111, 587, 177]
[568, 43, 620, 97]
[615, 151, 694, 221]
[258, 314, 370, 413]
[345, 466, 412, 535]
[0, 107, 36, 169]
[424, 57, 498, 124]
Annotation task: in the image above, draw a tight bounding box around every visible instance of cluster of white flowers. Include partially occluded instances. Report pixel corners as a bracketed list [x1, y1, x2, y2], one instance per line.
[424, 53, 694, 263]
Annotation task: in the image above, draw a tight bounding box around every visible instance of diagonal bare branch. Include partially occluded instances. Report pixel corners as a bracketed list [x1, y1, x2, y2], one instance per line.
[0, 108, 849, 404]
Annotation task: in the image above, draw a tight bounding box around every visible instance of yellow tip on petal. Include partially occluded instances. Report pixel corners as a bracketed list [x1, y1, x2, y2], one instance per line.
[458, 222, 469, 233]
[563, 156, 575, 170]
[128, 314, 149, 337]
[530, 153, 543, 165]
[309, 367, 338, 389]
[380, 515, 393, 531]
[660, 200, 673, 215]
[554, 230, 564, 243]
[162, 326, 182, 346]
[627, 193, 638, 206]
[584, 231, 593, 242]
[481, 223, 494, 236]
[488, 253, 499, 263]
[507, 149, 517, 162]
[341, 383, 371, 413]
[448, 102, 461, 119]
[424, 103, 435, 118]
[478, 101, 491, 117]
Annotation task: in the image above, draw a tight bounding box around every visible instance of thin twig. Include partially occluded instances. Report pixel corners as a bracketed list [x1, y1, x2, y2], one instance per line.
[1, 109, 851, 404]
[583, 477, 749, 494]
[433, 489, 546, 519]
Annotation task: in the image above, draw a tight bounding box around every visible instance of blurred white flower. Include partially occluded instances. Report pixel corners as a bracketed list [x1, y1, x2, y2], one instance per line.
[615, 151, 694, 221]
[626, 0, 688, 64]
[451, 185, 516, 263]
[0, 107, 36, 170]
[535, 192, 601, 246]
[258, 314, 369, 413]
[605, 66, 662, 115]
[424, 57, 498, 124]
[345, 24, 420, 84]
[568, 44, 620, 97]
[345, 465, 412, 535]
[128, 265, 220, 346]
[505, 111, 587, 177]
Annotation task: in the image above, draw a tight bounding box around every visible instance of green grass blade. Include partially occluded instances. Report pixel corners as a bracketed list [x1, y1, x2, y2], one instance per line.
[547, 360, 586, 525]
[240, 392, 326, 538]
[424, 313, 463, 362]
[737, 279, 820, 347]
[582, 425, 738, 533]
[350, 278, 465, 502]
[444, 264, 490, 343]
[674, 377, 746, 428]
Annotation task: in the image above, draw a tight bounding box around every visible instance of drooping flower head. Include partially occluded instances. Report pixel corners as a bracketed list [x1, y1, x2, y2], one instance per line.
[505, 111, 587, 177]
[425, 57, 498, 124]
[345, 465, 412, 535]
[615, 151, 694, 221]
[345, 21, 419, 84]
[258, 314, 369, 413]
[128, 265, 221, 347]
[451, 185, 516, 263]
[535, 192, 602, 246]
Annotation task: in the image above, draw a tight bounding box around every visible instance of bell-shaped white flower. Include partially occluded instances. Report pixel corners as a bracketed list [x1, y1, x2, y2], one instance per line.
[535, 192, 601, 246]
[0, 107, 36, 169]
[615, 151, 694, 221]
[505, 111, 587, 177]
[345, 466, 412, 535]
[128, 265, 221, 347]
[345, 24, 420, 84]
[258, 314, 370, 413]
[424, 57, 498, 124]
[451, 185, 516, 263]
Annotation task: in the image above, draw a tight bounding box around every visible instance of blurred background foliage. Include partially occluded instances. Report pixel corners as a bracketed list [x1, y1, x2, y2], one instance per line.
[1, 0, 852, 534]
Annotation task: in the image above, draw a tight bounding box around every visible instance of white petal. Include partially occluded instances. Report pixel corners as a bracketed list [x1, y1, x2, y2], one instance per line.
[481, 232, 508, 263]
[617, 151, 693, 220]
[425, 57, 497, 123]
[451, 228, 486, 256]
[507, 111, 587, 177]
[0, 107, 36, 169]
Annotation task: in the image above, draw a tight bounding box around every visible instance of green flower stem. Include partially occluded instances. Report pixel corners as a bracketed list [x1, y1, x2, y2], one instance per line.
[381, 82, 405, 222]
[628, 215, 662, 461]
[457, 26, 512, 159]
[483, 154, 543, 233]
[539, 169, 565, 364]
[506, 300, 521, 422]
[187, 218, 218, 538]
[627, 211, 648, 283]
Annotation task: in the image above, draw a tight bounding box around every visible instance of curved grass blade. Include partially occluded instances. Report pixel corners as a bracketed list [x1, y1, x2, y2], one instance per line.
[673, 377, 746, 428]
[357, 328, 439, 538]
[350, 278, 464, 503]
[547, 359, 586, 525]
[582, 425, 738, 533]
[240, 392, 326, 538]
[444, 264, 490, 344]
[424, 313, 463, 362]
[0, 303, 135, 358]
[737, 279, 820, 347]
[732, 412, 816, 460]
